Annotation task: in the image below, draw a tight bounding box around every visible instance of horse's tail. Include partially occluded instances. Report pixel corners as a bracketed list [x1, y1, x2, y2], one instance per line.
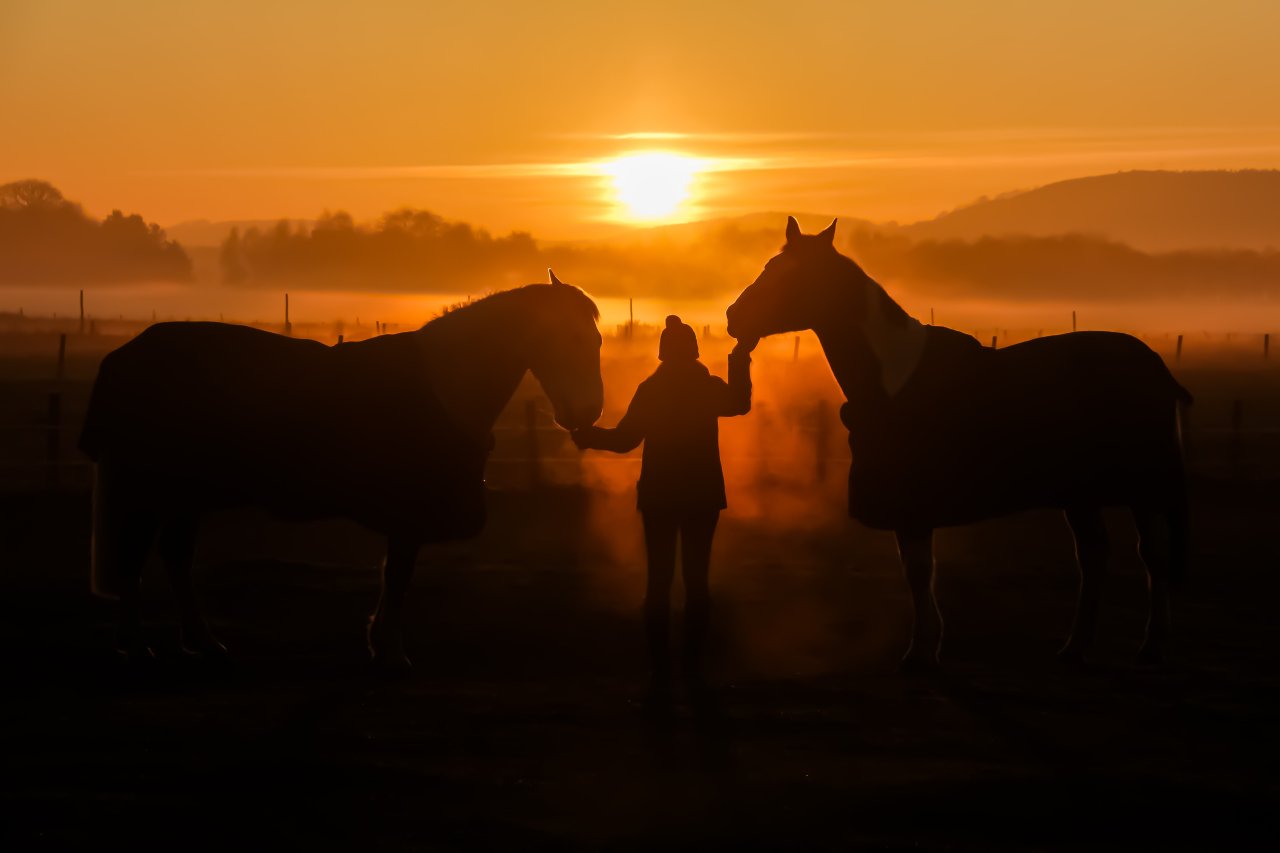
[1175, 383, 1192, 456]
[1162, 359, 1193, 456]
[1173, 379, 1194, 409]
[90, 461, 119, 599]
[1170, 380, 1192, 585]
[1168, 487, 1190, 585]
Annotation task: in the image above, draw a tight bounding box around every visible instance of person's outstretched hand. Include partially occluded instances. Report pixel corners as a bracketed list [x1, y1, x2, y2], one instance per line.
[732, 335, 760, 356]
[569, 427, 592, 450]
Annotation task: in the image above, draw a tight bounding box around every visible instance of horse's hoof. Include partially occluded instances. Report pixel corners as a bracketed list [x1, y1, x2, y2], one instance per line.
[639, 683, 675, 727]
[683, 675, 713, 708]
[114, 644, 156, 666]
[899, 649, 941, 673]
[370, 649, 413, 676]
[1057, 644, 1088, 665]
[182, 637, 231, 664]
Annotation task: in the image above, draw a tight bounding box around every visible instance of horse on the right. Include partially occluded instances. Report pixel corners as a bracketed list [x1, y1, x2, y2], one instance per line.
[727, 217, 1191, 668]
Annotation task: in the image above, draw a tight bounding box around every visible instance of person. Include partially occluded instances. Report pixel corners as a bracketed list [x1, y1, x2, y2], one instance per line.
[572, 316, 756, 705]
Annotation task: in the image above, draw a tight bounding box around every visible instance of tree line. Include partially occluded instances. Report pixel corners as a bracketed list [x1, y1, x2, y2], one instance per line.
[0, 180, 191, 285]
[219, 206, 1280, 303]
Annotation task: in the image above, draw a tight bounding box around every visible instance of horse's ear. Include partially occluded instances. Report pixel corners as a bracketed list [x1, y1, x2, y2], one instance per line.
[785, 215, 802, 244]
[818, 218, 837, 245]
[548, 268, 564, 286]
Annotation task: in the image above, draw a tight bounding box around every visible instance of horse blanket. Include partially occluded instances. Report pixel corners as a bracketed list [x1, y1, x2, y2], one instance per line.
[841, 327, 1188, 530]
[80, 323, 491, 542]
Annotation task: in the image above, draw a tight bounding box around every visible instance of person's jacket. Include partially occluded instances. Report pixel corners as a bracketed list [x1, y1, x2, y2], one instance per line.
[577, 351, 752, 513]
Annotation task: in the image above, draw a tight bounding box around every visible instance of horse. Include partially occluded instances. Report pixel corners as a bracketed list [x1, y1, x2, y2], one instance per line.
[726, 217, 1190, 668]
[79, 271, 603, 669]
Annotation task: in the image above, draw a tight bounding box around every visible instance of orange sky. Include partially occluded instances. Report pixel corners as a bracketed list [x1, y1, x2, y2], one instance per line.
[4, 0, 1280, 237]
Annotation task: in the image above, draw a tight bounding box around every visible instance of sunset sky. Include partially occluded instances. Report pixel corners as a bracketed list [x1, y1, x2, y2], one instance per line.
[4, 0, 1280, 237]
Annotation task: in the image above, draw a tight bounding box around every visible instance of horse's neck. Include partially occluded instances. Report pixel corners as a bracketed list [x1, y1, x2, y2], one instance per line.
[816, 271, 928, 401]
[814, 326, 885, 408]
[418, 311, 527, 436]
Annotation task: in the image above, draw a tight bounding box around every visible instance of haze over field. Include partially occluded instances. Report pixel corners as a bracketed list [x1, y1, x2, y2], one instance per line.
[4, 171, 1280, 333]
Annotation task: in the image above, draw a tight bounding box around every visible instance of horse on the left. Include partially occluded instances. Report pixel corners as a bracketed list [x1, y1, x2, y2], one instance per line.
[78, 271, 603, 669]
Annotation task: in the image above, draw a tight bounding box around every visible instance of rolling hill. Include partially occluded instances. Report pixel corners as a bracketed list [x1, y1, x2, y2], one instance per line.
[898, 170, 1280, 252]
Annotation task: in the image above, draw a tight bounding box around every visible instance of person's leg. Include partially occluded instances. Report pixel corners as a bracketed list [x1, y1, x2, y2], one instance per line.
[641, 512, 679, 695]
[679, 511, 720, 692]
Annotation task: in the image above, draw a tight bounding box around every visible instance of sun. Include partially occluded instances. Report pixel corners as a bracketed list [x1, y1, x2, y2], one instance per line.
[602, 152, 704, 222]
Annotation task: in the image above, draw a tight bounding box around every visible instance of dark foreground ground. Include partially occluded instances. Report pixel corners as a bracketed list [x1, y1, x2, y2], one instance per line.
[1, 477, 1277, 851]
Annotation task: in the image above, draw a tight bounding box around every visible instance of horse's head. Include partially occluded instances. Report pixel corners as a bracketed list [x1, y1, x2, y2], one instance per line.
[524, 270, 604, 430]
[727, 216, 853, 340]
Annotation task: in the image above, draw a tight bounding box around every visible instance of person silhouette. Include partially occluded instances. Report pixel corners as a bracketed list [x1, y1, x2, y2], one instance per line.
[572, 316, 756, 706]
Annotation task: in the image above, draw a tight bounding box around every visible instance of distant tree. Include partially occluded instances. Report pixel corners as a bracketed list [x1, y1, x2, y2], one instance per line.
[0, 180, 192, 285]
[0, 179, 67, 210]
[220, 227, 248, 284]
[224, 207, 542, 291]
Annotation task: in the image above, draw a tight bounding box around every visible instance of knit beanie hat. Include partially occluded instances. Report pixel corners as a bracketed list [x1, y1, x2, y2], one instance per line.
[658, 315, 699, 361]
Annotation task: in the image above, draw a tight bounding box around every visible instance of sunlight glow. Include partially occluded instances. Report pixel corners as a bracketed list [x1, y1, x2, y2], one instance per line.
[601, 152, 705, 222]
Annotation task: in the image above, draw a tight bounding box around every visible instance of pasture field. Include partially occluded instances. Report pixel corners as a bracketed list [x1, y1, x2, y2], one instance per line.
[1, 318, 1277, 850]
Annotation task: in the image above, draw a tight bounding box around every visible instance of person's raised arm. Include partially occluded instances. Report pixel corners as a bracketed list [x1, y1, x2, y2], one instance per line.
[571, 382, 648, 453]
[717, 336, 757, 417]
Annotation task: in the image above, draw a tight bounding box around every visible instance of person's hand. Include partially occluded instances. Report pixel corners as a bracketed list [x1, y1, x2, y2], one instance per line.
[569, 427, 592, 450]
[732, 335, 760, 356]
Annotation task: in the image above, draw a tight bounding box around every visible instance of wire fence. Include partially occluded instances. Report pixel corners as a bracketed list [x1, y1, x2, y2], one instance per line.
[2, 327, 1279, 493]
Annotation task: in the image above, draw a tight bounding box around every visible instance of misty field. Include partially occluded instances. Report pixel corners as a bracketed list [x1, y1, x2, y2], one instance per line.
[1, 319, 1277, 849]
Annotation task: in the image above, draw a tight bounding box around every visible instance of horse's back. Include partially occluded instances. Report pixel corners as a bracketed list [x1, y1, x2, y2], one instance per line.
[81, 323, 487, 540]
[81, 322, 334, 461]
[995, 331, 1184, 403]
[848, 329, 1187, 529]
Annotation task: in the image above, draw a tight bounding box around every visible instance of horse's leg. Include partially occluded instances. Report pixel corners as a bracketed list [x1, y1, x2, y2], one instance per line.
[895, 528, 942, 669]
[93, 461, 159, 661]
[368, 534, 420, 670]
[1133, 501, 1177, 665]
[1060, 506, 1109, 663]
[158, 513, 225, 659]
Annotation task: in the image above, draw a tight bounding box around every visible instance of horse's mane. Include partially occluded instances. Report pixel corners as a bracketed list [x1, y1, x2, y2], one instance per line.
[420, 283, 599, 331]
[834, 253, 911, 328]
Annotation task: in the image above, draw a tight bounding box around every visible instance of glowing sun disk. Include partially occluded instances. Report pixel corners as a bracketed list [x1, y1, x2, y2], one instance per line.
[602, 152, 703, 221]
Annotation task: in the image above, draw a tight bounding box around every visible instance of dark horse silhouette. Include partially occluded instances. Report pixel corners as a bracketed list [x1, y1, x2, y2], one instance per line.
[727, 218, 1190, 667]
[79, 273, 603, 668]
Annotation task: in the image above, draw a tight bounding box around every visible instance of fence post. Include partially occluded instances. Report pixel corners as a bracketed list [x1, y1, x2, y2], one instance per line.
[1072, 310, 1077, 333]
[991, 334, 998, 349]
[525, 399, 541, 488]
[336, 334, 344, 345]
[284, 293, 292, 336]
[1175, 334, 1183, 362]
[793, 335, 800, 362]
